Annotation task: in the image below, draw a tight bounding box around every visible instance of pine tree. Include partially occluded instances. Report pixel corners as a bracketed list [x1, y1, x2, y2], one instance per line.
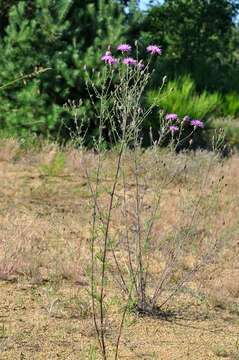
[0, 0, 127, 138]
[142, 0, 239, 92]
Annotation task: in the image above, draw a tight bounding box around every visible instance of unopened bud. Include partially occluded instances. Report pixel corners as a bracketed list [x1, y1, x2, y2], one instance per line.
[183, 115, 190, 123]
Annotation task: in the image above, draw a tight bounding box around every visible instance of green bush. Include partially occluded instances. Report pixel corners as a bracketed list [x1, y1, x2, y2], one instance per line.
[145, 76, 224, 150]
[141, 0, 239, 93]
[0, 0, 126, 139]
[222, 93, 239, 118]
[213, 118, 239, 148]
[147, 76, 222, 120]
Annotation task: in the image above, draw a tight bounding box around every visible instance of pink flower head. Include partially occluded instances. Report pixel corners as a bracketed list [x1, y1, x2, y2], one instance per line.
[117, 44, 132, 53]
[169, 125, 179, 133]
[191, 119, 204, 128]
[146, 45, 162, 55]
[165, 113, 178, 121]
[123, 57, 137, 66]
[101, 51, 117, 65]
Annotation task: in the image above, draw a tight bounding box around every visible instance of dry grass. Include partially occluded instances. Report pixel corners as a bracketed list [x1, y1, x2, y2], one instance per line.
[0, 140, 238, 359]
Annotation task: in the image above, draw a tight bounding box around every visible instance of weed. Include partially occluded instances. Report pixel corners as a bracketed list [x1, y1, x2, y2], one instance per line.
[39, 152, 65, 177]
[213, 344, 230, 358]
[67, 44, 226, 359]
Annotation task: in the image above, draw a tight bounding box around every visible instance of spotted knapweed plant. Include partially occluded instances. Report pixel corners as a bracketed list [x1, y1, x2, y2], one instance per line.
[70, 43, 225, 359]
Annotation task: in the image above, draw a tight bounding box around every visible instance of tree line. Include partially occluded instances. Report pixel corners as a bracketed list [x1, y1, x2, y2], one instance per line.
[0, 0, 238, 142]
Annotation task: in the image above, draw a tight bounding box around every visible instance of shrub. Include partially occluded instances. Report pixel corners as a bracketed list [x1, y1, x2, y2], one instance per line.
[147, 76, 221, 120]
[213, 118, 239, 148]
[222, 92, 239, 118]
[146, 76, 223, 149]
[0, 0, 126, 139]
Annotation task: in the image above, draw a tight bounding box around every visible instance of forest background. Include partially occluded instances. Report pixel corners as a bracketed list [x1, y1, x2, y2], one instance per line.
[0, 0, 239, 148]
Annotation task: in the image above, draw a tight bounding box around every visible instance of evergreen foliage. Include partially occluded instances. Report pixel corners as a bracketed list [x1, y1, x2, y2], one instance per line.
[142, 0, 239, 93]
[222, 93, 239, 117]
[0, 0, 238, 146]
[0, 0, 126, 137]
[148, 76, 222, 120]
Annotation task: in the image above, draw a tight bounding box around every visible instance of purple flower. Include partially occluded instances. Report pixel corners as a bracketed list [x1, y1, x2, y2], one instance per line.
[165, 113, 178, 121]
[169, 125, 179, 133]
[101, 51, 117, 65]
[123, 57, 137, 66]
[117, 44, 132, 53]
[190, 119, 204, 128]
[146, 45, 162, 55]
